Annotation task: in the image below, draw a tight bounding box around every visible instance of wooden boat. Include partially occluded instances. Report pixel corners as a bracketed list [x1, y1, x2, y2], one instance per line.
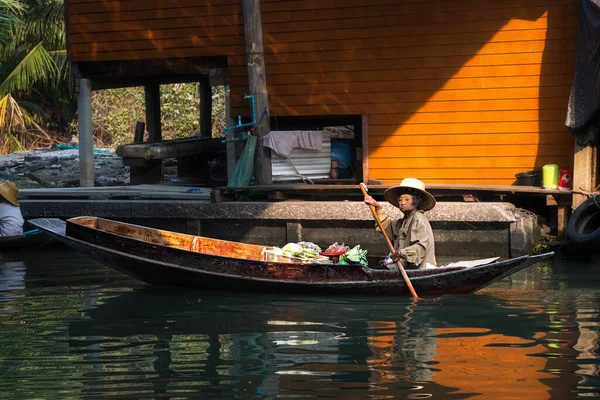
[28, 216, 554, 296]
[0, 229, 54, 250]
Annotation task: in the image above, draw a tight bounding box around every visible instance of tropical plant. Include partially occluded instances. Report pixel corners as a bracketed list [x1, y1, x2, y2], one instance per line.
[90, 84, 227, 149]
[0, 0, 70, 154]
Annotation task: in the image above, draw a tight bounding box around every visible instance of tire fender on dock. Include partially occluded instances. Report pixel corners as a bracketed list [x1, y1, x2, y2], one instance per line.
[567, 195, 600, 249]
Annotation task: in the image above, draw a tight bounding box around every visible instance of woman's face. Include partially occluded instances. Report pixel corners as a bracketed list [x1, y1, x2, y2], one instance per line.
[398, 194, 416, 213]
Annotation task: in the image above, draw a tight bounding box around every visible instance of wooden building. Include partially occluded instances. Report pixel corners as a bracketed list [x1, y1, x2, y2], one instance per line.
[67, 0, 590, 193]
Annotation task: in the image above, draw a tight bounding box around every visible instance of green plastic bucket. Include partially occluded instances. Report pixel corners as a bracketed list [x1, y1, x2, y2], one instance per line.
[542, 164, 559, 189]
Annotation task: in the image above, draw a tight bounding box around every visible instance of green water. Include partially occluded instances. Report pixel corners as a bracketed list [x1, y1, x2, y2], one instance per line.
[0, 248, 598, 399]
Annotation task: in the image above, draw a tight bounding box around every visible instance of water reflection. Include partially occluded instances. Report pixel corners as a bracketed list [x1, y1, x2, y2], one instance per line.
[1, 251, 600, 398]
[0, 261, 25, 311]
[64, 289, 562, 398]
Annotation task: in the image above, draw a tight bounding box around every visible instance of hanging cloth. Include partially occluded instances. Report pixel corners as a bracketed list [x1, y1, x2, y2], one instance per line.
[227, 135, 258, 187]
[262, 131, 323, 157]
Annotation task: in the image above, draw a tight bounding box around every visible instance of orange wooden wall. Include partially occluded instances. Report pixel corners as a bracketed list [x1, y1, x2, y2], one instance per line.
[67, 0, 578, 185]
[67, 0, 246, 62]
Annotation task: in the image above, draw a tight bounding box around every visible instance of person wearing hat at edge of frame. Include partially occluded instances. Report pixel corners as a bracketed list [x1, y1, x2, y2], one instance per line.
[0, 181, 24, 237]
[364, 178, 437, 269]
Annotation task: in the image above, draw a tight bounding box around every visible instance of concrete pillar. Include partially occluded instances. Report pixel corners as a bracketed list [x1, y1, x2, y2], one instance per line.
[286, 222, 302, 243]
[573, 142, 597, 209]
[78, 78, 94, 187]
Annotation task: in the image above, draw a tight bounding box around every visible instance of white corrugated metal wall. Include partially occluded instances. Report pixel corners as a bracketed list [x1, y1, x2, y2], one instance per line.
[270, 130, 331, 182]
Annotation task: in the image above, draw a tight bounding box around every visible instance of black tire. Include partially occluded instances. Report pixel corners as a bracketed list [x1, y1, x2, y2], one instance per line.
[567, 196, 600, 249]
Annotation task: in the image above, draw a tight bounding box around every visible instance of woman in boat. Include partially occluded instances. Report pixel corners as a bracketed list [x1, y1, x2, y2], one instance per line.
[0, 181, 24, 237]
[364, 178, 437, 269]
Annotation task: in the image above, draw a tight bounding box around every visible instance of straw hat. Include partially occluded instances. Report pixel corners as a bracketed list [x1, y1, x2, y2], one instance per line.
[0, 181, 19, 207]
[384, 178, 436, 211]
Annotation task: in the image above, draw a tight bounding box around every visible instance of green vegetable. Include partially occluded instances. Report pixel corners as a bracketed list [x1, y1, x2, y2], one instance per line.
[338, 245, 368, 266]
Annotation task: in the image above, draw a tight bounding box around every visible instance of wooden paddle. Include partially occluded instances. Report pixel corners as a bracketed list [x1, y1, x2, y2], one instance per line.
[360, 183, 422, 300]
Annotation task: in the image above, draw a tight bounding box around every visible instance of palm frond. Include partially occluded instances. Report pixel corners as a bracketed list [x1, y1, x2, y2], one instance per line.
[0, 93, 57, 153]
[0, 0, 25, 14]
[0, 93, 30, 130]
[2, 129, 26, 152]
[49, 49, 69, 82]
[14, 0, 63, 50]
[0, 0, 24, 44]
[0, 41, 58, 95]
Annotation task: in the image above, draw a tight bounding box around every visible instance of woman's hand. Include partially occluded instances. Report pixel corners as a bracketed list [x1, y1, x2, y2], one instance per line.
[391, 249, 405, 262]
[364, 194, 381, 209]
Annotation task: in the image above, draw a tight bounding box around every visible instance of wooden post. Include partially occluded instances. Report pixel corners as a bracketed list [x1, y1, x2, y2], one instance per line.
[77, 78, 94, 187]
[134, 121, 145, 143]
[361, 114, 369, 184]
[557, 206, 568, 238]
[199, 74, 212, 138]
[144, 83, 162, 142]
[243, 0, 271, 185]
[573, 142, 597, 209]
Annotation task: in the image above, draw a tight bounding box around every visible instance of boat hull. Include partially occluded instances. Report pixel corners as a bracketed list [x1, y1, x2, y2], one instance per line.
[0, 230, 54, 250]
[29, 218, 554, 296]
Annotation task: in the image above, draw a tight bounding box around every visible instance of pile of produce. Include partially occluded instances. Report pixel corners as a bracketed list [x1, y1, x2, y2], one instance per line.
[271, 241, 323, 260]
[337, 245, 368, 266]
[269, 241, 368, 266]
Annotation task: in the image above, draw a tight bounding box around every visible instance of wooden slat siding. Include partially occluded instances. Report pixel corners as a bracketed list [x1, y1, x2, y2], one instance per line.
[262, 7, 577, 35]
[267, 87, 572, 104]
[67, 0, 245, 63]
[259, 0, 573, 13]
[232, 75, 575, 96]
[371, 144, 569, 158]
[264, 52, 574, 75]
[248, 0, 579, 185]
[69, 0, 241, 11]
[370, 133, 573, 146]
[262, 3, 575, 27]
[371, 156, 573, 169]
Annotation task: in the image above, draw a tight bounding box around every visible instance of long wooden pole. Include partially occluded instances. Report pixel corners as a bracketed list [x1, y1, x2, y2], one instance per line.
[360, 183, 421, 300]
[242, 0, 271, 185]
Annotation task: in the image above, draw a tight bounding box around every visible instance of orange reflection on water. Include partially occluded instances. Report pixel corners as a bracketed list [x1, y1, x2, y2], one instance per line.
[433, 327, 553, 399]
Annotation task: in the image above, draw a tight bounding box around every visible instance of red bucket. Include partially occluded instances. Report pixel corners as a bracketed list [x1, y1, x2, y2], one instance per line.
[558, 168, 573, 191]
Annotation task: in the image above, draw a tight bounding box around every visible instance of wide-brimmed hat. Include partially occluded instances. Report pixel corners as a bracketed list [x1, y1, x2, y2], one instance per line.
[384, 178, 436, 211]
[0, 181, 19, 206]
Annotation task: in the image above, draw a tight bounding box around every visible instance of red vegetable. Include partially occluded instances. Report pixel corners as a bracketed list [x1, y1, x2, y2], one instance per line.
[320, 242, 349, 256]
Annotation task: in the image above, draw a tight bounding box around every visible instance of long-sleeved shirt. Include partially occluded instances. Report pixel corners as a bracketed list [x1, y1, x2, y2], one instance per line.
[376, 208, 437, 269]
[0, 202, 24, 237]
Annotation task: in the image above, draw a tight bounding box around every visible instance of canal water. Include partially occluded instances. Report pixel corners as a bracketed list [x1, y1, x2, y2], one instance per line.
[0, 248, 599, 399]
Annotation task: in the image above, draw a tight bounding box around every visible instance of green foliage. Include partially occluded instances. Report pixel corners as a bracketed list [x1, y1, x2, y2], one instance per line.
[0, 0, 69, 153]
[91, 87, 145, 148]
[0, 0, 24, 44]
[211, 85, 226, 137]
[161, 83, 200, 139]
[91, 84, 226, 148]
